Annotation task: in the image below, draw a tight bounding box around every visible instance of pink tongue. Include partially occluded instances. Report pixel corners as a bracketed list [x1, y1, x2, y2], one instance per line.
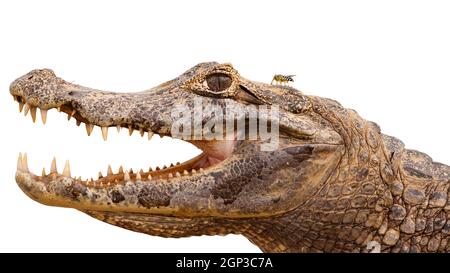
[188, 140, 235, 161]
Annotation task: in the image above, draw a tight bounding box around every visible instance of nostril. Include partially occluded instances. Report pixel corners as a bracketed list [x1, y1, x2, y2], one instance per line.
[27, 75, 34, 80]
[66, 90, 84, 98]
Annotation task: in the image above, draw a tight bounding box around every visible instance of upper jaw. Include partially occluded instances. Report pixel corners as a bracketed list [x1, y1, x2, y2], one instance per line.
[10, 68, 178, 137]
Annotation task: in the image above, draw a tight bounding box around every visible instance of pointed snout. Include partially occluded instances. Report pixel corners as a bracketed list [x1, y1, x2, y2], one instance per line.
[10, 69, 57, 97]
[10, 68, 87, 109]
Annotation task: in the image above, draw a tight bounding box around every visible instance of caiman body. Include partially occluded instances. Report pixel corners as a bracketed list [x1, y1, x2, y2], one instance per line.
[10, 62, 450, 253]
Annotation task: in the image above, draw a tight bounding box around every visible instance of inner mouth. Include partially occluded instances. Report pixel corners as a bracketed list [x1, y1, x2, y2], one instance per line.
[13, 95, 236, 187]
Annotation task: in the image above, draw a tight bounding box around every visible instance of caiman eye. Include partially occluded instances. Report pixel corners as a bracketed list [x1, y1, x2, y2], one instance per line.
[205, 73, 232, 92]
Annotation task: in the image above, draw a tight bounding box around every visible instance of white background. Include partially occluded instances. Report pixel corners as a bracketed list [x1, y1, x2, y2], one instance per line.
[0, 0, 449, 252]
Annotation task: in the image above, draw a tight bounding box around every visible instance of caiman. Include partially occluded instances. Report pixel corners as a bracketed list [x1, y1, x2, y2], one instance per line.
[9, 62, 450, 253]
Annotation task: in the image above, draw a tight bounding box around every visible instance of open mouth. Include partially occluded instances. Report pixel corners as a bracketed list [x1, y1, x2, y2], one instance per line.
[13, 94, 236, 188]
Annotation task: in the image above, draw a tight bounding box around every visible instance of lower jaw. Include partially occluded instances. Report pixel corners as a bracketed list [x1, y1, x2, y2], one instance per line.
[15, 138, 236, 189]
[14, 157, 217, 216]
[15, 171, 180, 214]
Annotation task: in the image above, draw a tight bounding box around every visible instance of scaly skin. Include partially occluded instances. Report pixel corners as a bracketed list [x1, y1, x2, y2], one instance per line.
[9, 62, 450, 253]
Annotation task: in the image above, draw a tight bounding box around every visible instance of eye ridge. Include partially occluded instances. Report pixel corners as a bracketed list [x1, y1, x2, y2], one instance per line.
[205, 73, 232, 92]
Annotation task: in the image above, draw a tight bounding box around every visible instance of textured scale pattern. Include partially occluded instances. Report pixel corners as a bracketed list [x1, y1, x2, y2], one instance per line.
[10, 62, 450, 252]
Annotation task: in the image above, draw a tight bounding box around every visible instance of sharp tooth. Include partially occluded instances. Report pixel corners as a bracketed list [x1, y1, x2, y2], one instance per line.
[148, 167, 153, 172]
[17, 153, 22, 171]
[19, 102, 24, 113]
[101, 127, 108, 141]
[148, 131, 154, 140]
[176, 162, 180, 165]
[57, 106, 61, 112]
[63, 160, 71, 177]
[170, 163, 174, 167]
[22, 153, 29, 172]
[42, 168, 46, 177]
[176, 172, 181, 177]
[139, 129, 144, 137]
[155, 166, 161, 171]
[139, 169, 144, 175]
[86, 180, 91, 186]
[23, 103, 30, 116]
[116, 125, 121, 133]
[136, 172, 142, 180]
[128, 126, 134, 136]
[163, 165, 167, 169]
[98, 171, 103, 179]
[50, 157, 57, 173]
[85, 123, 94, 136]
[99, 182, 103, 187]
[118, 166, 124, 174]
[129, 168, 134, 174]
[124, 171, 130, 181]
[168, 173, 173, 178]
[30, 106, 37, 122]
[76, 120, 81, 126]
[107, 182, 111, 187]
[183, 170, 189, 176]
[107, 165, 113, 175]
[199, 168, 204, 172]
[192, 169, 197, 174]
[68, 109, 76, 121]
[147, 174, 152, 180]
[40, 109, 48, 124]
[13, 95, 18, 101]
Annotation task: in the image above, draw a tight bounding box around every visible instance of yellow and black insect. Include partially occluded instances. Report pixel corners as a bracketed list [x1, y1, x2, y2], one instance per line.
[271, 74, 295, 85]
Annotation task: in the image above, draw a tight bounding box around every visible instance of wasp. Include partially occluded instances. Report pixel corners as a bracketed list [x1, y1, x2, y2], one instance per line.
[271, 74, 295, 85]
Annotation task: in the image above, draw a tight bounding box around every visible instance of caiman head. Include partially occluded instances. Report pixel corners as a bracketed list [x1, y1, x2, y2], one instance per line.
[11, 62, 389, 252]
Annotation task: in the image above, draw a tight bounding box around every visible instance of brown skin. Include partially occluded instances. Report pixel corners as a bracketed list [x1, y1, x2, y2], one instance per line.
[10, 62, 450, 253]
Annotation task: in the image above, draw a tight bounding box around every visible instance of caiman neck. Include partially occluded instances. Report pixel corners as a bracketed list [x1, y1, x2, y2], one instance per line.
[381, 135, 450, 252]
[243, 134, 450, 253]
[243, 124, 393, 253]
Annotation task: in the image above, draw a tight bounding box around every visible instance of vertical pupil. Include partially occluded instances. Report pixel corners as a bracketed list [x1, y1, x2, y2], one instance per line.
[206, 73, 232, 92]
